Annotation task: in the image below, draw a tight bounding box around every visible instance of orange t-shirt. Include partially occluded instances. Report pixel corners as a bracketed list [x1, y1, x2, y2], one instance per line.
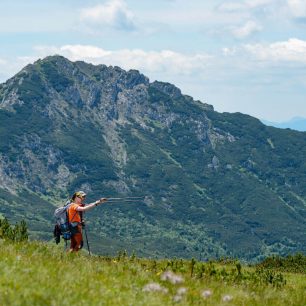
[67, 203, 81, 223]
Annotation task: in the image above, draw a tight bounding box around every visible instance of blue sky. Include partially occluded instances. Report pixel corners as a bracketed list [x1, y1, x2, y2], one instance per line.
[1, 0, 306, 121]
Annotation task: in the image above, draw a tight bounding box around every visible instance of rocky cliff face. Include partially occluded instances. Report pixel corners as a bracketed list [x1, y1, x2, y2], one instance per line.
[0, 55, 305, 260]
[0, 56, 223, 195]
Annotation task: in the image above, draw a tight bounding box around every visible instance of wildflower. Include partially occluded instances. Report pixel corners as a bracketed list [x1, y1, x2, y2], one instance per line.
[222, 295, 233, 302]
[173, 294, 182, 302]
[171, 287, 188, 303]
[161, 270, 184, 284]
[201, 289, 212, 298]
[177, 287, 187, 295]
[142, 282, 168, 294]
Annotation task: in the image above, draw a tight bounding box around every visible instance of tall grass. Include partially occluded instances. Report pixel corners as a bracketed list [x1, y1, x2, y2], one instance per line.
[0, 240, 305, 306]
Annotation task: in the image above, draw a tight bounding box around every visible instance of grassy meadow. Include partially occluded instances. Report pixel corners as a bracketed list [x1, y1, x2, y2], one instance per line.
[0, 240, 305, 306]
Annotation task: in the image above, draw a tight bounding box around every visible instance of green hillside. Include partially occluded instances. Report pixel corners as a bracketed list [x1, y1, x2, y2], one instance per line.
[0, 55, 305, 260]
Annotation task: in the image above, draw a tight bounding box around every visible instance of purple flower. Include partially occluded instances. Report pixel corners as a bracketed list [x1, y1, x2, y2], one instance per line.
[201, 289, 212, 298]
[222, 294, 233, 302]
[142, 282, 168, 294]
[160, 271, 184, 284]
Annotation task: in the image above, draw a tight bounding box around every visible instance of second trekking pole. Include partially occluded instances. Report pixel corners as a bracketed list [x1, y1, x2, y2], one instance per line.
[82, 223, 91, 256]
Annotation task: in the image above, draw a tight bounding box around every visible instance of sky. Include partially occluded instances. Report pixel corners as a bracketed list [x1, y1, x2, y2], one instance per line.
[0, 0, 306, 122]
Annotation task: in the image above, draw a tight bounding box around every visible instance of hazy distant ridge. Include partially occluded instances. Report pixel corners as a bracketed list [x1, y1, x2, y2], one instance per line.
[261, 117, 306, 132]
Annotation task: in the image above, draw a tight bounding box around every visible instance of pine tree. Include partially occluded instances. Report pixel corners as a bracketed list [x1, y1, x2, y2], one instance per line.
[0, 218, 11, 239]
[0, 218, 28, 242]
[17, 220, 29, 242]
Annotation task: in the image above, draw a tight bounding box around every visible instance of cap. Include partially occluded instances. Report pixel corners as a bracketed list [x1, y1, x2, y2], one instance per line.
[75, 191, 87, 198]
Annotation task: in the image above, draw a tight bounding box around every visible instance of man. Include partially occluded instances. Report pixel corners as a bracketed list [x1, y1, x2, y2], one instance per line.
[68, 191, 107, 252]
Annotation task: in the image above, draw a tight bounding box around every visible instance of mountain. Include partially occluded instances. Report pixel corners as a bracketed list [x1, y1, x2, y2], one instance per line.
[261, 117, 306, 132]
[0, 55, 305, 261]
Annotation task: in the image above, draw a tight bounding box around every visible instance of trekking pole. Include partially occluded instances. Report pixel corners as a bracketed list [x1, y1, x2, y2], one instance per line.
[107, 199, 144, 203]
[106, 197, 145, 203]
[83, 223, 91, 256]
[107, 197, 144, 201]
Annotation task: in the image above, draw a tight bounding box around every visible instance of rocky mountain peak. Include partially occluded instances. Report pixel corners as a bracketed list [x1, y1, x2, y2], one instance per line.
[0, 56, 215, 124]
[151, 81, 182, 99]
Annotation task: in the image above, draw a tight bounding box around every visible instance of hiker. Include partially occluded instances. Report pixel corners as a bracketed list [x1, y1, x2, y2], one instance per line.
[68, 191, 107, 252]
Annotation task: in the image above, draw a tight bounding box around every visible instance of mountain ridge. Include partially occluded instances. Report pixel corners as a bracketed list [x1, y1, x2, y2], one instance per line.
[0, 55, 305, 261]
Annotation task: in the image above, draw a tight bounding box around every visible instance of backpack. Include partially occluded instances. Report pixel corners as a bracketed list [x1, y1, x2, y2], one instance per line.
[53, 200, 72, 243]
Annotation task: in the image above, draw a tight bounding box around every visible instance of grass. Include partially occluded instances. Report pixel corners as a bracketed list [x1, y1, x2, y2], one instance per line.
[0, 240, 305, 306]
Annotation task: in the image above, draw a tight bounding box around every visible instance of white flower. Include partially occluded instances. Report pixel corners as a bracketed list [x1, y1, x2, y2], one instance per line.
[173, 295, 183, 302]
[201, 289, 212, 298]
[142, 282, 168, 294]
[160, 270, 184, 284]
[177, 287, 187, 295]
[222, 294, 233, 302]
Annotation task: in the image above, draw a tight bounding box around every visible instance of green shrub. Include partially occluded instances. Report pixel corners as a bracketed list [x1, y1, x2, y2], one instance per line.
[0, 218, 28, 242]
[256, 253, 306, 274]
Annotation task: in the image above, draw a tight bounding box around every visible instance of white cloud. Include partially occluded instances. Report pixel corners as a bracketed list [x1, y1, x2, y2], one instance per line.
[232, 20, 262, 38]
[218, 2, 245, 12]
[0, 58, 7, 65]
[287, 0, 306, 18]
[34, 45, 212, 76]
[80, 0, 135, 31]
[61, 45, 112, 58]
[245, 0, 276, 9]
[222, 47, 238, 56]
[244, 38, 306, 62]
[218, 0, 277, 11]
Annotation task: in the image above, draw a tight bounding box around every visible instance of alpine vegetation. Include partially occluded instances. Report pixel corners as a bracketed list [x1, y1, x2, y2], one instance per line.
[0, 218, 28, 242]
[0, 236, 305, 306]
